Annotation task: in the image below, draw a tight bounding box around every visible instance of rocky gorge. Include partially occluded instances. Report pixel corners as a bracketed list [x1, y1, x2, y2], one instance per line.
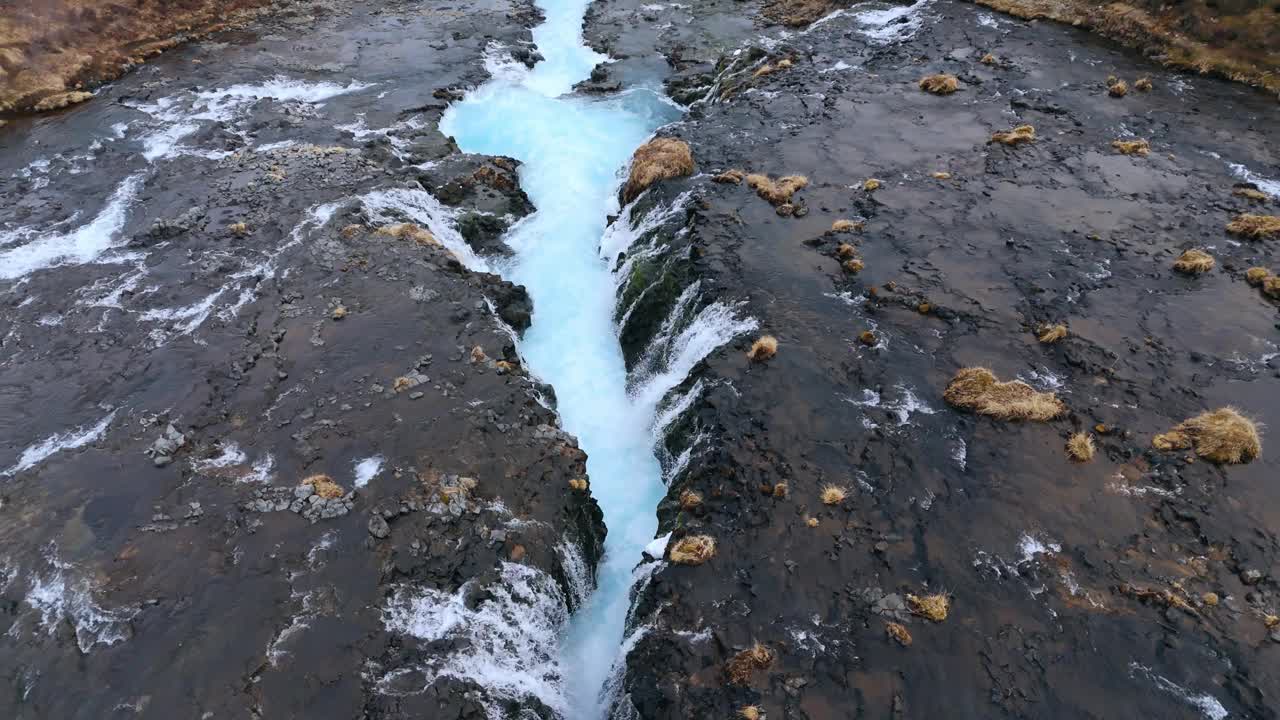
[2, 0, 1278, 719]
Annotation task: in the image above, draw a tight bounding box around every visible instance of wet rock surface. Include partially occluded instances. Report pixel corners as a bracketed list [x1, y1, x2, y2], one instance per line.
[0, 0, 603, 718]
[592, 1, 1279, 718]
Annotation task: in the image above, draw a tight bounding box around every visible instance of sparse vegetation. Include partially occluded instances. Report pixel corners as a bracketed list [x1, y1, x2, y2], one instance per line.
[862, 178, 882, 192]
[836, 243, 857, 259]
[1134, 76, 1153, 91]
[714, 169, 745, 184]
[303, 474, 345, 499]
[621, 138, 695, 203]
[747, 335, 779, 362]
[1112, 138, 1150, 156]
[1226, 214, 1280, 240]
[229, 222, 248, 236]
[679, 489, 703, 510]
[1234, 186, 1268, 201]
[772, 481, 789, 498]
[470, 346, 488, 363]
[931, 171, 952, 180]
[1173, 248, 1215, 275]
[376, 223, 439, 246]
[820, 484, 847, 505]
[907, 593, 950, 622]
[885, 622, 913, 646]
[1037, 324, 1068, 344]
[1107, 78, 1129, 96]
[806, 517, 820, 528]
[990, 124, 1036, 146]
[1067, 432, 1096, 462]
[1245, 267, 1271, 286]
[858, 330, 877, 346]
[1265, 276, 1280, 300]
[1153, 407, 1261, 464]
[980, 53, 998, 65]
[738, 706, 763, 720]
[746, 173, 809, 205]
[943, 367, 1065, 422]
[842, 258, 865, 273]
[726, 643, 774, 685]
[669, 535, 717, 565]
[569, 478, 588, 491]
[331, 305, 348, 320]
[918, 73, 960, 94]
[831, 219, 862, 233]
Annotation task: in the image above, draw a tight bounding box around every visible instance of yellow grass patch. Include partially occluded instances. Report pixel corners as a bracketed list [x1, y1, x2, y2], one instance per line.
[331, 305, 348, 320]
[931, 171, 952, 180]
[831, 219, 862, 233]
[376, 223, 439, 246]
[943, 367, 1065, 422]
[303, 474, 345, 499]
[1173, 248, 1214, 275]
[1245, 267, 1272, 286]
[858, 330, 877, 346]
[885, 621, 913, 646]
[820, 484, 847, 505]
[919, 73, 960, 94]
[569, 478, 588, 491]
[1226, 214, 1280, 240]
[863, 178, 882, 192]
[1234, 187, 1268, 201]
[1067, 432, 1096, 462]
[980, 53, 998, 65]
[1153, 407, 1261, 464]
[1134, 76, 1153, 91]
[679, 489, 703, 510]
[713, 169, 745, 184]
[1112, 138, 1150, 156]
[621, 138, 695, 203]
[990, 124, 1036, 145]
[726, 643, 774, 685]
[1037, 324, 1068, 344]
[1107, 79, 1129, 96]
[747, 335, 778, 362]
[906, 593, 950, 622]
[669, 535, 717, 565]
[836, 243, 858, 259]
[739, 706, 763, 720]
[746, 173, 809, 205]
[842, 258, 865, 273]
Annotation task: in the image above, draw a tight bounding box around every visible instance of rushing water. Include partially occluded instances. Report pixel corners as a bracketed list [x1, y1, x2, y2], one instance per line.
[440, 0, 686, 717]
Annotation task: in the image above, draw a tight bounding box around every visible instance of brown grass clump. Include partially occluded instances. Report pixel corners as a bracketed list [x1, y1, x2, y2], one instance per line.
[1066, 433, 1096, 462]
[1107, 79, 1129, 96]
[229, 222, 249, 236]
[738, 706, 763, 720]
[1244, 267, 1271, 286]
[746, 174, 809, 205]
[919, 73, 960, 94]
[1265, 276, 1280, 300]
[820, 484, 847, 505]
[931, 171, 952, 180]
[980, 53, 998, 65]
[621, 138, 694, 203]
[1037, 324, 1068, 344]
[1112, 138, 1150, 156]
[836, 243, 857, 259]
[678, 489, 703, 510]
[943, 367, 1065, 422]
[862, 178, 882, 192]
[747, 335, 779, 362]
[806, 517, 819, 528]
[831, 219, 862, 233]
[1226, 214, 1280, 240]
[303, 474, 345, 499]
[669, 535, 717, 565]
[906, 593, 950, 622]
[1173, 248, 1215, 275]
[1234, 187, 1268, 201]
[331, 305, 348, 320]
[376, 223, 439, 246]
[842, 258, 865, 273]
[569, 478, 588, 491]
[772, 481, 789, 498]
[990, 125, 1036, 146]
[858, 330, 877, 346]
[726, 643, 774, 685]
[885, 622, 913, 647]
[1153, 408, 1261, 464]
[917, 303, 932, 314]
[392, 376, 414, 393]
[713, 169, 745, 184]
[1134, 76, 1153, 91]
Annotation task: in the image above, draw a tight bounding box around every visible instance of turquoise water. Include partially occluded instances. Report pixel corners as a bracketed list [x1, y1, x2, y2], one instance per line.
[439, 0, 683, 717]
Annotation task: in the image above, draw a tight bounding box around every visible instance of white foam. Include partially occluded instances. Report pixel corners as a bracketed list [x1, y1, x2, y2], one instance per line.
[1227, 162, 1280, 199]
[0, 175, 144, 281]
[556, 536, 594, 609]
[1017, 533, 1061, 564]
[359, 187, 490, 271]
[192, 443, 249, 472]
[1130, 663, 1229, 720]
[853, 0, 933, 44]
[381, 562, 569, 716]
[643, 533, 671, 560]
[23, 551, 135, 653]
[4, 410, 117, 477]
[352, 455, 384, 489]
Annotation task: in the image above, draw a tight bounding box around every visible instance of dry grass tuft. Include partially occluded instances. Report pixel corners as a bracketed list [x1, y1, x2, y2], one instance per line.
[842, 258, 865, 273]
[679, 489, 703, 510]
[820, 484, 847, 506]
[836, 243, 858, 259]
[229, 222, 249, 236]
[885, 622, 913, 646]
[772, 481, 789, 498]
[1226, 214, 1280, 240]
[990, 125, 1036, 146]
[746, 174, 809, 205]
[747, 335, 779, 362]
[1173, 248, 1215, 275]
[1244, 267, 1271, 286]
[919, 73, 960, 94]
[858, 330, 877, 346]
[331, 305, 348, 320]
[713, 169, 745, 184]
[1153, 407, 1261, 464]
[738, 706, 763, 720]
[376, 223, 439, 246]
[980, 53, 998, 65]
[1134, 76, 1153, 91]
[863, 178, 882, 192]
[303, 474, 345, 499]
[470, 346, 488, 363]
[931, 171, 952, 180]
[1037, 324, 1068, 344]
[944, 367, 1065, 422]
[569, 478, 588, 491]
[907, 593, 950, 622]
[1107, 79, 1129, 96]
[1265, 276, 1280, 300]
[621, 138, 694, 203]
[917, 302, 932, 314]
[831, 219, 862, 233]
[1234, 187, 1268, 201]
[1112, 138, 1150, 156]
[806, 517, 820, 528]
[726, 643, 774, 685]
[392, 376, 414, 393]
[1067, 432, 1096, 462]
[669, 535, 717, 565]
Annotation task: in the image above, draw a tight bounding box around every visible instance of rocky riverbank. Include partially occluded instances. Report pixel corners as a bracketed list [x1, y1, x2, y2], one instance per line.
[0, 1, 601, 718]
[590, 1, 1280, 718]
